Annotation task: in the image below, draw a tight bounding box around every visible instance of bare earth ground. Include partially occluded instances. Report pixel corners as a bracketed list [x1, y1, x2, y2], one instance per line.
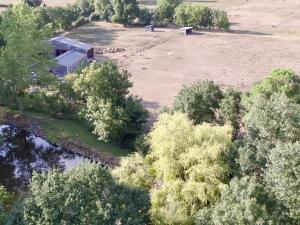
[0, 0, 75, 11]
[67, 0, 300, 110]
[2, 0, 300, 111]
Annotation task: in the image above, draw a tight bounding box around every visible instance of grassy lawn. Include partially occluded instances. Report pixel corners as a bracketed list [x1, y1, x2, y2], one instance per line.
[25, 112, 130, 157]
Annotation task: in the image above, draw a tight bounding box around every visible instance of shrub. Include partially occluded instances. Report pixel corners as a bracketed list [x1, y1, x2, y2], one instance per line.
[154, 0, 182, 25]
[172, 80, 223, 124]
[76, 0, 95, 17]
[212, 9, 230, 30]
[89, 12, 100, 21]
[265, 143, 300, 222]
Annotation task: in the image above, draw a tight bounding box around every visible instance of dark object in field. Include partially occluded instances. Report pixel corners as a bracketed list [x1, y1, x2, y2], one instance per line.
[180, 27, 193, 35]
[145, 25, 154, 32]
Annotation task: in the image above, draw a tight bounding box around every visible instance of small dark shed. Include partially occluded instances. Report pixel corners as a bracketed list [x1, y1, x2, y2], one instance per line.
[180, 27, 193, 35]
[145, 25, 154, 32]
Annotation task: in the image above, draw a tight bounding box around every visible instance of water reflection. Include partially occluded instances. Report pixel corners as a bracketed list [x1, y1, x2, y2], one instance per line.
[0, 125, 88, 193]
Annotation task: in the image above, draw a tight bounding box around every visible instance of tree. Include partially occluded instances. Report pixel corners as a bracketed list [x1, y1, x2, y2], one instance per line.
[265, 143, 300, 223]
[0, 4, 53, 106]
[73, 62, 147, 147]
[154, 0, 182, 25]
[196, 176, 289, 225]
[22, 0, 43, 7]
[239, 93, 300, 175]
[114, 113, 233, 224]
[16, 163, 150, 225]
[94, 0, 113, 21]
[219, 88, 242, 134]
[111, 0, 140, 26]
[243, 69, 300, 109]
[172, 80, 223, 124]
[76, 0, 95, 17]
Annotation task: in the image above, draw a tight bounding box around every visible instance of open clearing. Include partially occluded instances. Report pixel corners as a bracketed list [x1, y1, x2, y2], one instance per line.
[3, 0, 300, 110]
[67, 0, 300, 110]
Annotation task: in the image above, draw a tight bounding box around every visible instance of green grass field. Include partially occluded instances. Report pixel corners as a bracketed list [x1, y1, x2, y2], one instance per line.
[12, 111, 130, 157]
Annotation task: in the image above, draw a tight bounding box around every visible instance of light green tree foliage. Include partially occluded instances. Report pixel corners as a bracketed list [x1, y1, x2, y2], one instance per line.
[112, 152, 154, 190]
[219, 88, 241, 134]
[0, 4, 53, 105]
[239, 93, 300, 175]
[76, 0, 95, 17]
[73, 61, 131, 105]
[94, 0, 113, 21]
[265, 143, 300, 222]
[17, 163, 150, 225]
[111, 0, 140, 25]
[196, 176, 287, 225]
[154, 0, 182, 25]
[243, 69, 300, 109]
[73, 62, 147, 147]
[172, 80, 223, 124]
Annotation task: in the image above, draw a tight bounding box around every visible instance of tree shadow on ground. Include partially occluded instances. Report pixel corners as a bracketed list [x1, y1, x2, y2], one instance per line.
[142, 101, 160, 110]
[67, 25, 123, 46]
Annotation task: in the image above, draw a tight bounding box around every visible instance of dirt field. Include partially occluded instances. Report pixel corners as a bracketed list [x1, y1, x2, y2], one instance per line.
[67, 0, 300, 110]
[0, 0, 75, 11]
[2, 0, 300, 111]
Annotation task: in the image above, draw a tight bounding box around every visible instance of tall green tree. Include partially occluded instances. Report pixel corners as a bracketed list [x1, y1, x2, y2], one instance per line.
[154, 0, 182, 25]
[196, 176, 289, 225]
[13, 163, 150, 225]
[73, 61, 147, 148]
[0, 4, 53, 106]
[22, 0, 43, 8]
[265, 143, 300, 223]
[239, 93, 300, 175]
[111, 0, 140, 25]
[114, 113, 233, 224]
[94, 0, 113, 21]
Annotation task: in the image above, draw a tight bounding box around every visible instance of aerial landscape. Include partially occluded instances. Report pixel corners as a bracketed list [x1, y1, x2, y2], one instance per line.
[0, 0, 299, 224]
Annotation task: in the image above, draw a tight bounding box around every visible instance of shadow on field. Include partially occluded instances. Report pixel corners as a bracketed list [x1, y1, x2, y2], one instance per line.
[142, 101, 160, 110]
[230, 29, 271, 36]
[68, 25, 122, 46]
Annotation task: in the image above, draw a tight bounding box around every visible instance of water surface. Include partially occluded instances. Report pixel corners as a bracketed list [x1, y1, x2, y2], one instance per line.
[0, 125, 88, 193]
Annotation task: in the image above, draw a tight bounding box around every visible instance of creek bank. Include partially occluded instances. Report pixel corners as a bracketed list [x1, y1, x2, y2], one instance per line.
[3, 112, 120, 167]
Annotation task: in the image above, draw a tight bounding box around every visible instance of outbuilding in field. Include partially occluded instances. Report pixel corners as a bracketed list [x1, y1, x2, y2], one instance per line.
[180, 27, 193, 35]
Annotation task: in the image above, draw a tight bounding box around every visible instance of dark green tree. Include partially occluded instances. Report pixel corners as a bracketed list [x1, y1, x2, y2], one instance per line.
[111, 0, 140, 26]
[172, 80, 223, 124]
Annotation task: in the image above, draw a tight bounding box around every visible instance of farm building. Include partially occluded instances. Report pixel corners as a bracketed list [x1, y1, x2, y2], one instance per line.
[49, 36, 94, 76]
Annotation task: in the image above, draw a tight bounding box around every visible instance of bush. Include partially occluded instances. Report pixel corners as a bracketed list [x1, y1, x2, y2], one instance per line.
[172, 80, 223, 124]
[212, 9, 230, 30]
[138, 8, 153, 25]
[265, 143, 300, 222]
[174, 4, 229, 29]
[154, 0, 182, 25]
